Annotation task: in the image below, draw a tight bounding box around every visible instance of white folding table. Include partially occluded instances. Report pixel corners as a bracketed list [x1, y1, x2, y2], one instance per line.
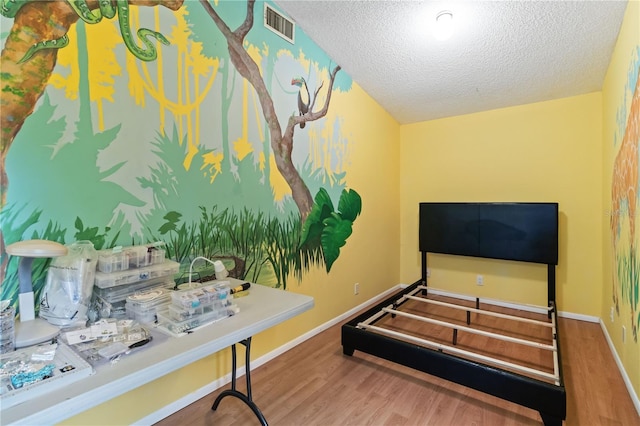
[1, 279, 314, 425]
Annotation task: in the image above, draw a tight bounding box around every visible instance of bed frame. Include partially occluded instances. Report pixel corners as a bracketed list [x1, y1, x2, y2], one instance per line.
[342, 202, 566, 425]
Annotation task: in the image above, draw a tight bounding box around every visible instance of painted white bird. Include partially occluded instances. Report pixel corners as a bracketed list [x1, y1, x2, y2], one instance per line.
[291, 77, 310, 128]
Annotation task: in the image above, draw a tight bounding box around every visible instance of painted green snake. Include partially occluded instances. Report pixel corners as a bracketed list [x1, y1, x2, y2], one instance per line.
[1, 0, 170, 63]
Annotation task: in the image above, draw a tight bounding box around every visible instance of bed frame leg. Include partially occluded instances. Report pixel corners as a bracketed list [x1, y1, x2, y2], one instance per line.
[540, 411, 562, 426]
[343, 346, 354, 356]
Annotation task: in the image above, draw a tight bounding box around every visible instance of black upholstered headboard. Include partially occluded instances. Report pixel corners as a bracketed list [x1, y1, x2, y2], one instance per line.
[419, 202, 558, 265]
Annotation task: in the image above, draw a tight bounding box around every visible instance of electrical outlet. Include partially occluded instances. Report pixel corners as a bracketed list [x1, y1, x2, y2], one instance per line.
[623, 326, 626, 343]
[610, 306, 615, 322]
[354, 282, 359, 295]
[476, 275, 484, 286]
[426, 268, 431, 278]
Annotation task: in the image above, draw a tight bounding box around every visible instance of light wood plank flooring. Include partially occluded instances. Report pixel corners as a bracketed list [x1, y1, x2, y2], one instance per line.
[155, 298, 639, 426]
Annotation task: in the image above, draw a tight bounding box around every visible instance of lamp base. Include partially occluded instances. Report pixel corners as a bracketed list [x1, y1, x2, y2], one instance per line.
[15, 318, 60, 348]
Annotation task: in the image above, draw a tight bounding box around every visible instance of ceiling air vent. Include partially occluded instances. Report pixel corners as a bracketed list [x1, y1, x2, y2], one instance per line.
[264, 4, 295, 44]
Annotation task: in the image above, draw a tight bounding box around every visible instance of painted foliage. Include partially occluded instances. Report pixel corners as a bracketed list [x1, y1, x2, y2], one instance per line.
[611, 46, 640, 342]
[0, 0, 361, 314]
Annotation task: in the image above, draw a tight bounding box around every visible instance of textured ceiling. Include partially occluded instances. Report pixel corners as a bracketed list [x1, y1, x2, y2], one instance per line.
[274, 0, 628, 124]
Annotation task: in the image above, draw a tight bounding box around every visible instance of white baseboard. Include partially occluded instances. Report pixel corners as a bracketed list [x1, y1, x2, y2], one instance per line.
[557, 310, 599, 323]
[136, 284, 404, 425]
[599, 319, 640, 417]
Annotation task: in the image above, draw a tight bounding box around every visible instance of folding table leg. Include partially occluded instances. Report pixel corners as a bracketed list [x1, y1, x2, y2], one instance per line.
[211, 337, 267, 426]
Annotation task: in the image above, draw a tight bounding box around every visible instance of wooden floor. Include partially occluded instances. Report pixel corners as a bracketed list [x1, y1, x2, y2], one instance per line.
[155, 297, 639, 426]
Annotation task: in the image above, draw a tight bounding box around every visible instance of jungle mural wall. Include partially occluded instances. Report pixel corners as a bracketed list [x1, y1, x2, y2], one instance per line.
[0, 0, 361, 314]
[610, 46, 640, 343]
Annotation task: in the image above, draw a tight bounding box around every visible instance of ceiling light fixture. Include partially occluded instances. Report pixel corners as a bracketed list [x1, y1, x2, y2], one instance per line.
[433, 10, 454, 41]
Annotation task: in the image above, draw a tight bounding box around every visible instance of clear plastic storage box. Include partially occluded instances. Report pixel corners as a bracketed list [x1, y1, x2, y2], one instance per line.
[170, 283, 231, 309]
[167, 298, 232, 321]
[156, 305, 237, 334]
[125, 288, 172, 323]
[156, 281, 237, 334]
[93, 277, 175, 303]
[97, 250, 129, 273]
[97, 244, 166, 273]
[94, 260, 179, 289]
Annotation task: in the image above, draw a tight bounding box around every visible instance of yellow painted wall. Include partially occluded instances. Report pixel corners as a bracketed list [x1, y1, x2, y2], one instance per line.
[601, 0, 640, 399]
[60, 82, 401, 425]
[399, 93, 603, 314]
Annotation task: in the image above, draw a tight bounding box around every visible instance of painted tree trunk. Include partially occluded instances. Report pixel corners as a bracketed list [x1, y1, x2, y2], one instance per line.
[200, 0, 341, 222]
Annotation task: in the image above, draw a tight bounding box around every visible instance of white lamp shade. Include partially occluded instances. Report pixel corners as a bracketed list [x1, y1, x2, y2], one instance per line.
[6, 239, 67, 257]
